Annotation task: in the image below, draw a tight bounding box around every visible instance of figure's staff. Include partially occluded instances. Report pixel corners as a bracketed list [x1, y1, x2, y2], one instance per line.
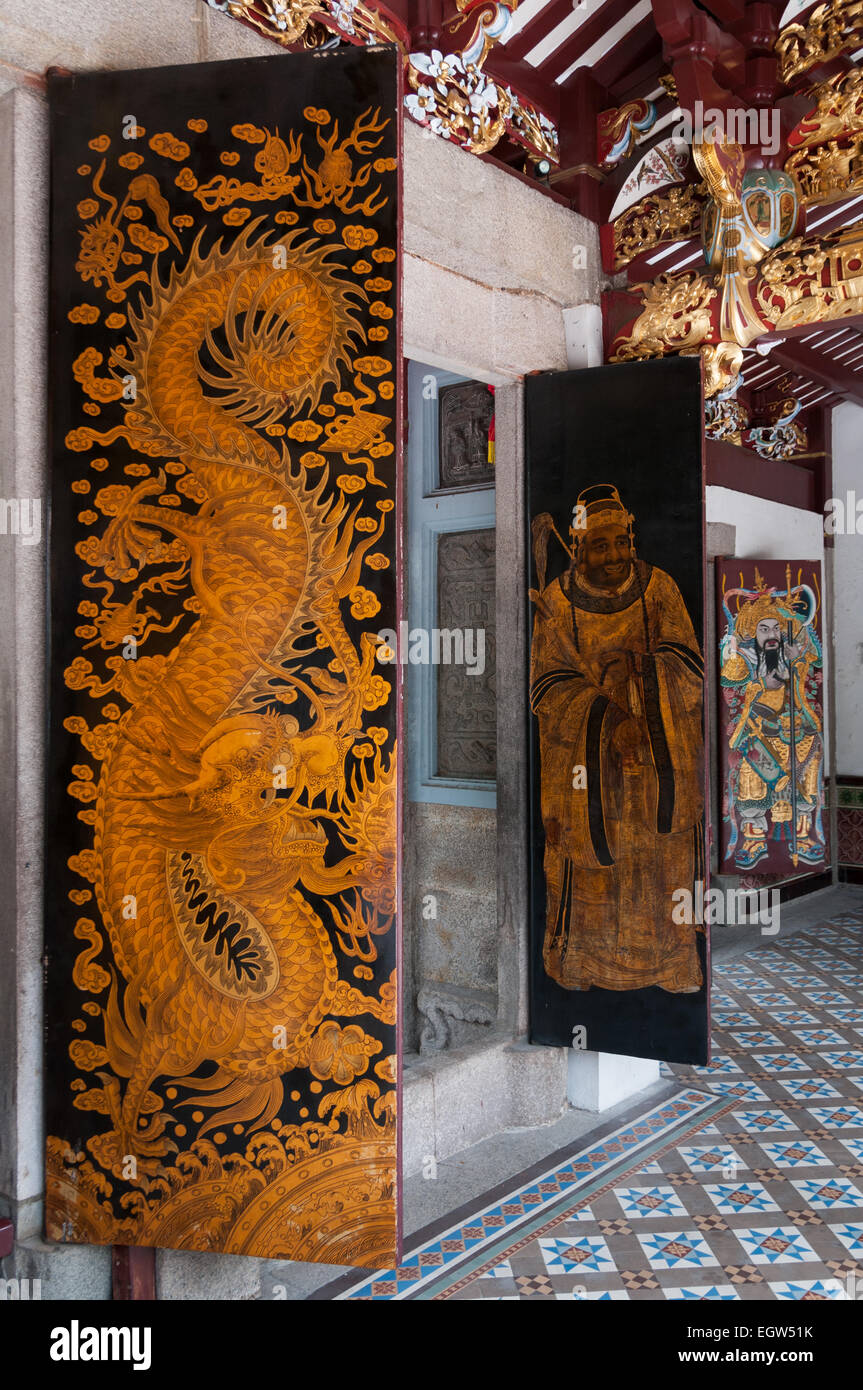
[786, 563, 799, 868]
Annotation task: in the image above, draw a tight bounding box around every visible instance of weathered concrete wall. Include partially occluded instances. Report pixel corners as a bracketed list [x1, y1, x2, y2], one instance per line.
[404, 801, 498, 1053]
[402, 116, 603, 379]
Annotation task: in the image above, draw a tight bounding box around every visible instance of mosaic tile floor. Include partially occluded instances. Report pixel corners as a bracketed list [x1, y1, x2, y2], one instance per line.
[327, 908, 863, 1300]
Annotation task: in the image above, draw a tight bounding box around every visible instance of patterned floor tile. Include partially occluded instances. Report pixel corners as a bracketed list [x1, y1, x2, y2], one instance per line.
[692, 1054, 743, 1074]
[725, 1265, 766, 1284]
[515, 1274, 554, 1297]
[826, 1008, 863, 1025]
[733, 1227, 820, 1265]
[330, 904, 863, 1302]
[693, 1213, 729, 1231]
[831, 1223, 863, 1257]
[818, 1051, 862, 1070]
[704, 1181, 780, 1215]
[539, 1236, 615, 1275]
[770, 1279, 847, 1299]
[802, 991, 853, 1006]
[806, 1105, 863, 1129]
[732, 1108, 799, 1133]
[759, 1139, 832, 1167]
[665, 1284, 739, 1300]
[613, 1186, 688, 1219]
[734, 1030, 786, 1048]
[677, 1143, 743, 1173]
[714, 1011, 759, 1028]
[638, 1230, 719, 1270]
[708, 1080, 770, 1101]
[619, 1270, 660, 1291]
[779, 1077, 843, 1100]
[768, 1011, 821, 1026]
[791, 1028, 852, 1047]
[753, 1052, 812, 1074]
[790, 1177, 863, 1210]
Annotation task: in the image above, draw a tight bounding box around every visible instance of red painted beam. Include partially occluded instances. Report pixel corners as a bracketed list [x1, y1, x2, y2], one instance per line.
[621, 236, 704, 283]
[529, 0, 637, 88]
[552, 67, 613, 218]
[593, 18, 661, 92]
[652, 0, 746, 106]
[612, 51, 667, 103]
[698, 0, 746, 26]
[501, 0, 579, 64]
[804, 194, 863, 237]
[772, 340, 863, 408]
[483, 54, 562, 122]
[705, 438, 817, 510]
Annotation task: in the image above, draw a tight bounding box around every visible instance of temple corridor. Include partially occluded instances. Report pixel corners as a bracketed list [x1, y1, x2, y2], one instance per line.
[318, 887, 863, 1300]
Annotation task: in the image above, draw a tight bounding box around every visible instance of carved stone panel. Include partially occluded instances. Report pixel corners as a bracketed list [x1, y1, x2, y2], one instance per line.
[438, 381, 495, 489]
[436, 528, 497, 779]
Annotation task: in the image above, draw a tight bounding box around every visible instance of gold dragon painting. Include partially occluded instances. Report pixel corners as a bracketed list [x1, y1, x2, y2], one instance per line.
[45, 52, 401, 1268]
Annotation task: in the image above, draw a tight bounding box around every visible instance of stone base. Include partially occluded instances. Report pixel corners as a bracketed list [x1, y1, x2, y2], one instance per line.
[403, 1036, 568, 1176]
[567, 1050, 661, 1113]
[4, 1235, 111, 1301]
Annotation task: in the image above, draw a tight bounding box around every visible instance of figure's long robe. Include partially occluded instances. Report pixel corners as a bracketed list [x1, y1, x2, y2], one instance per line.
[530, 560, 704, 992]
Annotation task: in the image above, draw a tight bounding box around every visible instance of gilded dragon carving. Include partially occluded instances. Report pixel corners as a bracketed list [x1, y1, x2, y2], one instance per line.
[47, 91, 400, 1265]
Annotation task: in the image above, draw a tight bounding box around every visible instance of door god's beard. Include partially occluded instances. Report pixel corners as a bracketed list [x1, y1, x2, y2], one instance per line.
[756, 639, 788, 681]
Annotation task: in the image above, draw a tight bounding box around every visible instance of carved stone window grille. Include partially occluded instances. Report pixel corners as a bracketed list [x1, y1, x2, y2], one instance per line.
[438, 380, 495, 490]
[436, 528, 497, 780]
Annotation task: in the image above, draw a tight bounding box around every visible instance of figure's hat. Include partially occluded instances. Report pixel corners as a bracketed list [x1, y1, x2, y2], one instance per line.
[735, 591, 787, 639]
[734, 569, 798, 639]
[575, 483, 633, 532]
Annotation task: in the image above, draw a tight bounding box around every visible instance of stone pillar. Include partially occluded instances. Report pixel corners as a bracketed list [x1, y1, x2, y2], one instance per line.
[0, 85, 48, 1245]
[494, 383, 529, 1036]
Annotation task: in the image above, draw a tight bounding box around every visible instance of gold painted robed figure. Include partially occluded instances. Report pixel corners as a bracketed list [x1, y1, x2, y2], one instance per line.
[530, 485, 704, 993]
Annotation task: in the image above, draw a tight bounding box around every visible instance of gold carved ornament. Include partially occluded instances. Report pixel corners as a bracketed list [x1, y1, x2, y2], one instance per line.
[611, 271, 719, 361]
[786, 69, 863, 207]
[205, 0, 560, 163]
[406, 4, 558, 161]
[606, 76, 862, 396]
[610, 147, 750, 394]
[609, 139, 752, 395]
[685, 342, 745, 395]
[776, 0, 863, 84]
[693, 137, 770, 347]
[755, 224, 863, 331]
[208, 0, 402, 46]
[612, 183, 703, 272]
[610, 218, 863, 395]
